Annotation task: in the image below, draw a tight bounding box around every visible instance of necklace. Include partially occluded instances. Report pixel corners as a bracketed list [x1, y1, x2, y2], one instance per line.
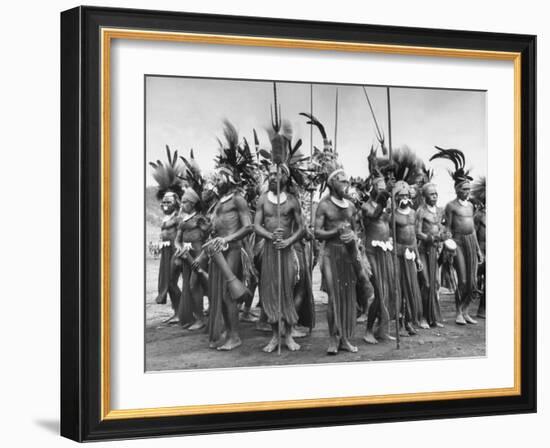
[181, 211, 197, 222]
[427, 205, 437, 214]
[397, 207, 411, 215]
[220, 193, 234, 203]
[267, 191, 287, 205]
[330, 196, 349, 209]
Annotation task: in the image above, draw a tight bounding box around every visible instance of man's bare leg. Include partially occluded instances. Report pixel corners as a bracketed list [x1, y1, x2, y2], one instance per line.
[263, 325, 279, 353]
[217, 298, 242, 351]
[327, 336, 339, 355]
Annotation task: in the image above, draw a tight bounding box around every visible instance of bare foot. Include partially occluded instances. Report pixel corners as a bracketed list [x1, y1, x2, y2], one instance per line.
[455, 313, 467, 325]
[209, 331, 227, 348]
[363, 331, 378, 345]
[162, 313, 178, 324]
[291, 326, 307, 338]
[263, 336, 279, 353]
[433, 322, 445, 328]
[406, 323, 417, 336]
[217, 336, 242, 351]
[375, 333, 396, 342]
[209, 339, 222, 349]
[464, 314, 478, 324]
[356, 313, 368, 323]
[340, 339, 358, 353]
[419, 319, 430, 329]
[285, 335, 301, 351]
[240, 311, 258, 323]
[327, 338, 339, 355]
[188, 320, 205, 331]
[255, 321, 272, 333]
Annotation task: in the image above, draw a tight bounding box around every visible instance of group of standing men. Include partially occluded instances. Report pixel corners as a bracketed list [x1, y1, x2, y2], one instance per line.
[151, 114, 486, 356]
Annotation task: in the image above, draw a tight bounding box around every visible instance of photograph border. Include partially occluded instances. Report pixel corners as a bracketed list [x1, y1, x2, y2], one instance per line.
[61, 6, 536, 441]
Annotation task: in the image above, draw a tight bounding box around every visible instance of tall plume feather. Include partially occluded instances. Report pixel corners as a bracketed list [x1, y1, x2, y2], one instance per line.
[429, 146, 472, 185]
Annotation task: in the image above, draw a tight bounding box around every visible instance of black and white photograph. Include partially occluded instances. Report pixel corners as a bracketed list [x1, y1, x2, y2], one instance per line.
[144, 76, 487, 371]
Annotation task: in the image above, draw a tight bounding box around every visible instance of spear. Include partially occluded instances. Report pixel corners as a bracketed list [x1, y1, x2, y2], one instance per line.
[271, 81, 283, 355]
[253, 129, 260, 162]
[386, 87, 400, 350]
[362, 86, 387, 155]
[309, 84, 315, 275]
[334, 88, 339, 152]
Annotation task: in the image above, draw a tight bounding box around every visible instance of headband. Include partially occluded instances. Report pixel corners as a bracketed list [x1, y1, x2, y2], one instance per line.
[327, 168, 346, 183]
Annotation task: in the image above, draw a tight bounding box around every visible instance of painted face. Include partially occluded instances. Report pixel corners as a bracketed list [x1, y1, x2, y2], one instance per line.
[456, 182, 471, 201]
[329, 171, 349, 199]
[423, 185, 438, 206]
[161, 195, 177, 214]
[396, 192, 412, 209]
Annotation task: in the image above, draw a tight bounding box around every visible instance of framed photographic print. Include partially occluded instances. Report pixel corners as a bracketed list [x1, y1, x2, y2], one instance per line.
[60, 6, 537, 442]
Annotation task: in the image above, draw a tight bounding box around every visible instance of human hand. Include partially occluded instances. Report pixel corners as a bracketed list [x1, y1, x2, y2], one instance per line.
[477, 251, 484, 265]
[416, 259, 424, 272]
[272, 227, 284, 242]
[211, 237, 226, 253]
[274, 238, 291, 250]
[339, 230, 356, 245]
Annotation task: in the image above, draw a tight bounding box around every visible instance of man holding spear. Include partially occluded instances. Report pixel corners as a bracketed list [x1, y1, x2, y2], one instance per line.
[254, 83, 307, 352]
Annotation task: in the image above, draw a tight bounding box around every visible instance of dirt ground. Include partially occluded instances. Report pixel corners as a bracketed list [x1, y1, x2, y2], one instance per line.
[145, 250, 486, 372]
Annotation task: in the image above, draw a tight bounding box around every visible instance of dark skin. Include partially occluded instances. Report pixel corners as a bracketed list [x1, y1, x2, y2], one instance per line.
[416, 186, 447, 296]
[393, 192, 425, 333]
[444, 181, 483, 324]
[160, 196, 179, 242]
[314, 172, 359, 354]
[202, 172, 253, 350]
[361, 179, 391, 246]
[174, 198, 210, 330]
[394, 192, 422, 269]
[156, 195, 181, 317]
[254, 168, 304, 352]
[416, 186, 446, 328]
[444, 183, 483, 262]
[361, 179, 393, 344]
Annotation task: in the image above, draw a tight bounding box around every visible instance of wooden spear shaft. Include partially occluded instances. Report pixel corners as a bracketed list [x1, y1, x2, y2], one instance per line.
[309, 84, 314, 272]
[276, 164, 282, 355]
[387, 87, 400, 350]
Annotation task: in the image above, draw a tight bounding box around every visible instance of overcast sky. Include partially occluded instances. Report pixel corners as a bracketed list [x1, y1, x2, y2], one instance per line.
[145, 76, 487, 205]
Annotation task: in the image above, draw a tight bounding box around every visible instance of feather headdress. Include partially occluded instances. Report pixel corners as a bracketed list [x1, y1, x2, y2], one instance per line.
[148, 145, 184, 201]
[300, 112, 343, 192]
[214, 119, 257, 187]
[471, 176, 486, 206]
[367, 145, 426, 186]
[178, 148, 205, 206]
[429, 146, 473, 187]
[258, 119, 311, 193]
